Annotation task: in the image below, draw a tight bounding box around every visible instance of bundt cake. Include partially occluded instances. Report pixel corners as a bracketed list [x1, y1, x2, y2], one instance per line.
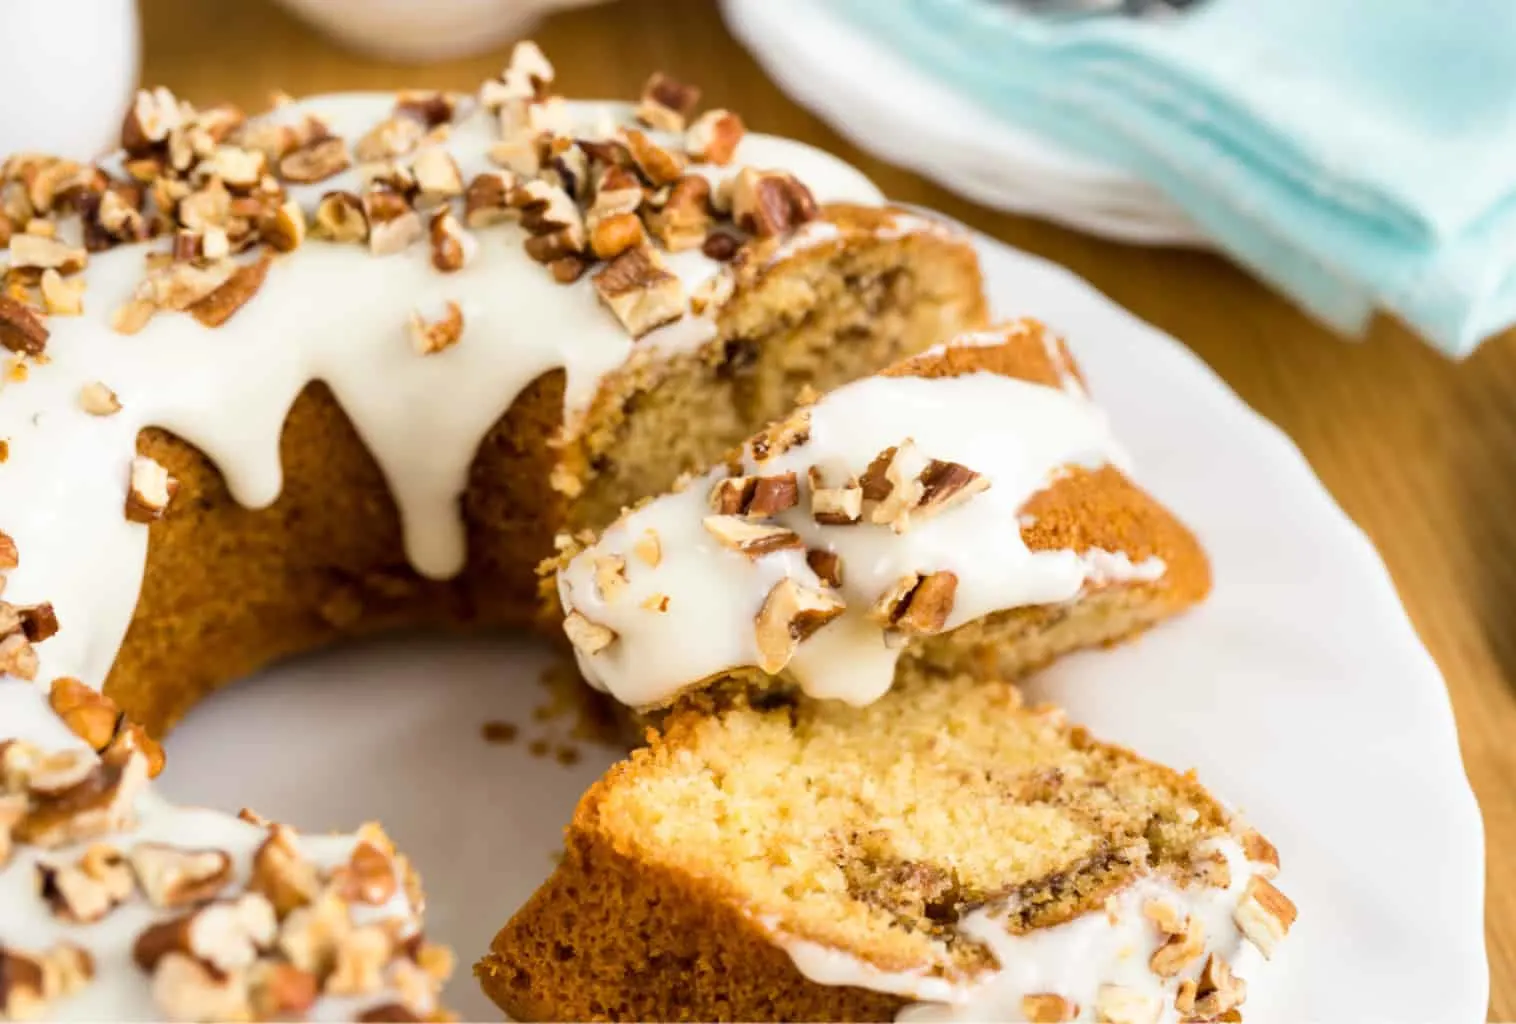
[548, 320, 1210, 711]
[0, 40, 987, 1020]
[480, 670, 1295, 1022]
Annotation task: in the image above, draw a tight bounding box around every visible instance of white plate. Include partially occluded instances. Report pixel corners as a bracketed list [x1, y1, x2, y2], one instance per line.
[158, 231, 1486, 1021]
[722, 0, 1209, 248]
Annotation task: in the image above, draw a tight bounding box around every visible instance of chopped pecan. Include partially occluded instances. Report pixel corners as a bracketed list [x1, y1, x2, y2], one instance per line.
[334, 839, 398, 906]
[326, 925, 393, 997]
[39, 269, 85, 315]
[395, 90, 458, 128]
[149, 951, 252, 1022]
[1148, 909, 1205, 978]
[808, 468, 863, 525]
[37, 844, 134, 923]
[592, 245, 686, 337]
[15, 748, 149, 847]
[188, 252, 272, 327]
[624, 129, 686, 187]
[701, 230, 741, 262]
[588, 211, 647, 262]
[355, 116, 426, 163]
[134, 893, 278, 974]
[17, 602, 57, 643]
[78, 381, 120, 417]
[122, 86, 185, 155]
[753, 578, 845, 673]
[702, 515, 803, 559]
[563, 611, 616, 656]
[916, 459, 990, 520]
[0, 633, 37, 682]
[686, 110, 746, 165]
[8, 233, 87, 273]
[409, 301, 464, 356]
[131, 843, 234, 908]
[0, 529, 16, 569]
[464, 172, 514, 228]
[260, 198, 306, 252]
[750, 412, 811, 462]
[365, 191, 424, 256]
[645, 174, 712, 252]
[1022, 994, 1078, 1023]
[251, 960, 320, 1018]
[870, 571, 958, 638]
[125, 455, 178, 524]
[592, 555, 628, 602]
[1175, 955, 1247, 1020]
[411, 147, 464, 203]
[633, 529, 662, 568]
[0, 295, 48, 355]
[806, 549, 843, 588]
[1233, 875, 1295, 959]
[731, 168, 818, 237]
[48, 678, 119, 751]
[636, 72, 702, 133]
[709, 472, 799, 518]
[1240, 829, 1280, 879]
[428, 209, 472, 272]
[249, 824, 321, 918]
[314, 191, 368, 243]
[279, 136, 352, 184]
[1094, 985, 1159, 1024]
[590, 165, 644, 219]
[205, 145, 267, 192]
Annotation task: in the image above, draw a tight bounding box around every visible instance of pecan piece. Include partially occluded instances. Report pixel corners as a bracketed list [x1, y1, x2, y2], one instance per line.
[709, 472, 799, 518]
[188, 252, 272, 327]
[125, 455, 177, 523]
[702, 516, 803, 559]
[753, 578, 845, 673]
[1233, 875, 1296, 958]
[636, 72, 702, 133]
[409, 301, 464, 356]
[130, 843, 233, 908]
[870, 571, 958, 639]
[593, 244, 686, 337]
[0, 295, 48, 355]
[731, 168, 818, 237]
[563, 611, 616, 656]
[686, 110, 746, 166]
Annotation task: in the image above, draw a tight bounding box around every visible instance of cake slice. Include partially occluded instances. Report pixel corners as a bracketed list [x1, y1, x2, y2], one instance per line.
[479, 669, 1294, 1021]
[551, 320, 1210, 711]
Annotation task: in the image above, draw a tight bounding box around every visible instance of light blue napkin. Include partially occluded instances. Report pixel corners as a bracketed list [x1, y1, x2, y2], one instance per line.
[821, 0, 1516, 356]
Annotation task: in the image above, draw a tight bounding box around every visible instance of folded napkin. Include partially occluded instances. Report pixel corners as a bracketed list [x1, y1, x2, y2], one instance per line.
[821, 0, 1516, 356]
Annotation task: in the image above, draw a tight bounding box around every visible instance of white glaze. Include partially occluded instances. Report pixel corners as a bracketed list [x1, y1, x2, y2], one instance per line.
[559, 344, 1165, 708]
[0, 90, 912, 1019]
[777, 838, 1269, 1024]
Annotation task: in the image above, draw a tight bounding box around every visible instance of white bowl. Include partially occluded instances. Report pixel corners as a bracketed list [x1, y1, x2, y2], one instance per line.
[0, 0, 139, 158]
[272, 0, 611, 63]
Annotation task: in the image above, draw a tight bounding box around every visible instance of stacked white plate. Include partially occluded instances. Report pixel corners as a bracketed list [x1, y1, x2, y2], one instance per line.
[722, 0, 1207, 247]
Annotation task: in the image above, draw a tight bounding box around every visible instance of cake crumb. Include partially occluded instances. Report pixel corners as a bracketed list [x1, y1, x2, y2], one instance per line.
[528, 739, 551, 758]
[554, 745, 581, 766]
[481, 721, 518, 745]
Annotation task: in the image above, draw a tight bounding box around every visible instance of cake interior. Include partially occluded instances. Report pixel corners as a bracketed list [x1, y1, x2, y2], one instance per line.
[584, 670, 1232, 977]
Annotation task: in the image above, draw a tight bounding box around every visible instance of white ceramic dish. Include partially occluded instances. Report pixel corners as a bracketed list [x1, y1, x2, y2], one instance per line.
[271, 0, 610, 63]
[157, 230, 1486, 1021]
[722, 0, 1208, 248]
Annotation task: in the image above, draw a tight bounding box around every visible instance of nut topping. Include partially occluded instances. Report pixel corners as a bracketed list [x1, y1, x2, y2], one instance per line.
[79, 382, 121, 416]
[593, 244, 686, 338]
[633, 529, 662, 568]
[563, 610, 616, 656]
[188, 251, 273, 327]
[130, 843, 234, 908]
[39, 269, 85, 315]
[134, 893, 278, 974]
[260, 198, 307, 252]
[0, 633, 38, 681]
[593, 555, 628, 602]
[1147, 906, 1205, 978]
[334, 839, 398, 906]
[753, 577, 845, 673]
[1094, 985, 1159, 1024]
[730, 168, 818, 237]
[364, 193, 424, 256]
[1240, 828, 1280, 879]
[636, 72, 702, 133]
[686, 110, 745, 166]
[624, 129, 686, 187]
[149, 951, 251, 1022]
[916, 459, 990, 519]
[409, 301, 464, 355]
[1174, 954, 1247, 1019]
[38, 844, 135, 923]
[125, 455, 178, 524]
[808, 468, 864, 526]
[8, 233, 87, 273]
[702, 515, 803, 559]
[279, 136, 352, 184]
[806, 548, 843, 588]
[411, 147, 465, 203]
[1022, 994, 1078, 1023]
[0, 530, 16, 569]
[249, 824, 320, 918]
[0, 295, 48, 355]
[870, 570, 958, 639]
[1233, 875, 1296, 959]
[709, 472, 800, 518]
[428, 209, 472, 272]
[463, 172, 514, 228]
[313, 191, 368, 243]
[588, 210, 647, 262]
[750, 412, 811, 462]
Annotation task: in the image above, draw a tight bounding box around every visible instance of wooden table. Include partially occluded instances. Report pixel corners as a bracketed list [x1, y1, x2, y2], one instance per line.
[138, 0, 1512, 1013]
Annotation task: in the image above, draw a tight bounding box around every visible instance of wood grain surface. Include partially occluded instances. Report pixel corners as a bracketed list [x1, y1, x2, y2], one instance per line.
[137, 0, 1509, 1014]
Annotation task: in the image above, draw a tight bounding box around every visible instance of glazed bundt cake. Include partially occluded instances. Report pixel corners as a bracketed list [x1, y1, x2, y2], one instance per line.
[481, 670, 1295, 1022]
[0, 41, 987, 1019]
[548, 320, 1210, 711]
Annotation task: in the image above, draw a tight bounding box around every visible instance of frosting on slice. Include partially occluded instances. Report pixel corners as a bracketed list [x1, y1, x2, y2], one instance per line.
[558, 328, 1165, 708]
